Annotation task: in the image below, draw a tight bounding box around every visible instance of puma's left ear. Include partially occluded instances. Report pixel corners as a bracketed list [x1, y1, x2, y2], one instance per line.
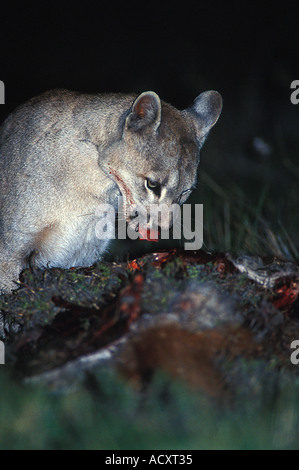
[184, 90, 223, 145]
[125, 91, 161, 132]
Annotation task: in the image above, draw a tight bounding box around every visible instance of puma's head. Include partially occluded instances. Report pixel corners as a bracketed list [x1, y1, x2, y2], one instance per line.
[103, 90, 222, 235]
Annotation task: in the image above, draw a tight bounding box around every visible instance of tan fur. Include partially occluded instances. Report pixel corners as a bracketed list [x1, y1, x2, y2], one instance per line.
[0, 89, 222, 293]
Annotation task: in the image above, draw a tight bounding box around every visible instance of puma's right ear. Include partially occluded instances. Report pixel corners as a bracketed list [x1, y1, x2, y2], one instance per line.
[125, 91, 161, 132]
[185, 90, 223, 145]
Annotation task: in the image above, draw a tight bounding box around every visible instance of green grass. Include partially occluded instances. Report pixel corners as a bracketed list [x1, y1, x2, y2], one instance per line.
[1, 363, 299, 450]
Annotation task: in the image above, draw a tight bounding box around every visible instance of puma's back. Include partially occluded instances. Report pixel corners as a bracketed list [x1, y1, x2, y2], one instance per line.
[0, 88, 222, 293]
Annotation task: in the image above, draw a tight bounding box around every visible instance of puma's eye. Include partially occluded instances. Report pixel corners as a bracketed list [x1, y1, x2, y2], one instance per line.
[146, 179, 158, 189]
[145, 179, 161, 196]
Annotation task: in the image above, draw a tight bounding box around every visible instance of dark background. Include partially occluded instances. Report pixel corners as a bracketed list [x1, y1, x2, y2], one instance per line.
[0, 0, 298, 256]
[1, 1, 298, 113]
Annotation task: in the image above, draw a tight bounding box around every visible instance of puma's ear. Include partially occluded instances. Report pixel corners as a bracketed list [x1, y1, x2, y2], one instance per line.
[185, 90, 222, 145]
[125, 91, 161, 132]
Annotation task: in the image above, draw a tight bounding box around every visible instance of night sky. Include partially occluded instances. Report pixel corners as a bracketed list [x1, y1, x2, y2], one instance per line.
[1, 2, 298, 112]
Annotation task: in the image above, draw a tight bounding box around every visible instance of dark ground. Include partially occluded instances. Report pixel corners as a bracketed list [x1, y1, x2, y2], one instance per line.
[0, 0, 299, 450]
